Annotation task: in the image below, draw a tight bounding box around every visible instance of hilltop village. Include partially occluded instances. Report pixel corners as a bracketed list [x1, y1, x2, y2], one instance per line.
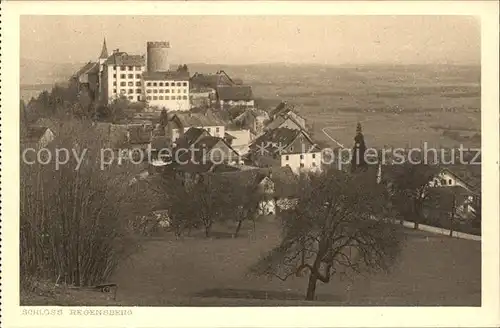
[22, 39, 481, 220]
[67, 40, 323, 177]
[20, 38, 482, 305]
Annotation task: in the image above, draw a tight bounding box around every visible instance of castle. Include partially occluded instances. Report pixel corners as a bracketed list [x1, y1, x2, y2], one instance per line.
[72, 38, 191, 112]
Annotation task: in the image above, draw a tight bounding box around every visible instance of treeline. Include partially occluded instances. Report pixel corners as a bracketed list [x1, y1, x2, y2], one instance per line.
[22, 82, 146, 125]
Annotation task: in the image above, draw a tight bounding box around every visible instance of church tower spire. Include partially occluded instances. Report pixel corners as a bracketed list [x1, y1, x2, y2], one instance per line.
[99, 38, 108, 59]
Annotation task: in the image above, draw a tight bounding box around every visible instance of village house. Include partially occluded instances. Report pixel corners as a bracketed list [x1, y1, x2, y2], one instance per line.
[224, 128, 255, 156]
[265, 102, 307, 132]
[249, 127, 322, 174]
[168, 111, 226, 144]
[429, 164, 481, 217]
[168, 131, 242, 187]
[207, 165, 298, 216]
[216, 85, 255, 110]
[143, 70, 190, 111]
[233, 108, 269, 136]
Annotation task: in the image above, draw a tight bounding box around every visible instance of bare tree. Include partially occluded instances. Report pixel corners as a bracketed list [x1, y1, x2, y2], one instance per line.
[389, 163, 439, 229]
[20, 119, 153, 288]
[250, 168, 402, 301]
[155, 174, 235, 238]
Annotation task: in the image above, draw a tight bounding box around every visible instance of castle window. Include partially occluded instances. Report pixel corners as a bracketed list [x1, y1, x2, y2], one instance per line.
[120, 66, 126, 70]
[136, 74, 141, 79]
[177, 89, 181, 93]
[113, 82, 117, 86]
[176, 82, 182, 86]
[448, 179, 452, 185]
[120, 89, 126, 94]
[128, 82, 134, 86]
[128, 89, 133, 94]
[165, 96, 170, 100]
[113, 89, 117, 94]
[183, 89, 187, 93]
[153, 82, 158, 87]
[165, 82, 170, 87]
[300, 155, 304, 159]
[290, 147, 293, 152]
[285, 155, 289, 161]
[128, 74, 133, 79]
[153, 96, 158, 100]
[216, 127, 220, 133]
[120, 82, 126, 86]
[159, 96, 164, 100]
[136, 81, 141, 86]
[159, 82, 164, 86]
[146, 89, 152, 94]
[183, 95, 187, 100]
[183, 82, 187, 86]
[113, 65, 117, 70]
[153, 89, 158, 94]
[177, 96, 182, 100]
[128, 96, 133, 100]
[159, 89, 164, 93]
[312, 153, 316, 159]
[147, 96, 151, 100]
[113, 74, 117, 78]
[136, 89, 142, 94]
[120, 74, 126, 79]
[207, 128, 211, 133]
[312, 162, 316, 167]
[165, 89, 170, 93]
[300, 163, 305, 168]
[147, 82, 152, 87]
[128, 66, 133, 70]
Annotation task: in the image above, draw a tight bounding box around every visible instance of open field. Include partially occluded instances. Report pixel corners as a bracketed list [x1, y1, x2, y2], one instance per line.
[23, 218, 481, 306]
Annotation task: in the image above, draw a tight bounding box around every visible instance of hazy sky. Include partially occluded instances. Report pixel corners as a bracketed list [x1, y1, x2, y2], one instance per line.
[21, 15, 480, 65]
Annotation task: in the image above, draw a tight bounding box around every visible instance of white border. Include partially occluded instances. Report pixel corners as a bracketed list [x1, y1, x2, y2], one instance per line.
[1, 1, 499, 328]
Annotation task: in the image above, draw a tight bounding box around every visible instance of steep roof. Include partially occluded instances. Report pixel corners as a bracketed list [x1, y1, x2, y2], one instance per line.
[264, 112, 305, 131]
[217, 85, 253, 101]
[72, 62, 98, 79]
[143, 70, 190, 81]
[206, 165, 298, 198]
[175, 127, 208, 149]
[171, 111, 226, 128]
[99, 38, 109, 59]
[22, 126, 51, 143]
[105, 52, 146, 67]
[442, 164, 481, 194]
[250, 128, 319, 155]
[270, 101, 294, 118]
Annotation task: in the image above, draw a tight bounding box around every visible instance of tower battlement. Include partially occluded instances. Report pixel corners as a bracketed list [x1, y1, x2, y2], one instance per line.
[147, 41, 170, 48]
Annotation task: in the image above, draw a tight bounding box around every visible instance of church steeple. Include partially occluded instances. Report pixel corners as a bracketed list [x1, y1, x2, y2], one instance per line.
[99, 38, 108, 59]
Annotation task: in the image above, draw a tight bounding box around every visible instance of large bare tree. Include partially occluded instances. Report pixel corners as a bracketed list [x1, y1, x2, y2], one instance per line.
[250, 168, 402, 301]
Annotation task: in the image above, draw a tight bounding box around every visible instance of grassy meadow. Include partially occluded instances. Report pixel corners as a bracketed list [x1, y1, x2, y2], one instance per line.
[23, 219, 481, 306]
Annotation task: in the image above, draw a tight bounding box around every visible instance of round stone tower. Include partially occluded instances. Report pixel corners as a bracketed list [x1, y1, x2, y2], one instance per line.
[147, 41, 170, 72]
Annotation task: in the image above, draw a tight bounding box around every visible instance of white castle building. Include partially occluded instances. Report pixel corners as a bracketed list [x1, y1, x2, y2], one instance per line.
[72, 39, 190, 111]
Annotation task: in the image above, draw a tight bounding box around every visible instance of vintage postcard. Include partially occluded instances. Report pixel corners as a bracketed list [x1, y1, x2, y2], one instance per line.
[1, 1, 499, 327]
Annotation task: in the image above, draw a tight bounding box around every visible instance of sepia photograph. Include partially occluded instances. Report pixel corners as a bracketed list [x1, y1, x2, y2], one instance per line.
[2, 1, 500, 327]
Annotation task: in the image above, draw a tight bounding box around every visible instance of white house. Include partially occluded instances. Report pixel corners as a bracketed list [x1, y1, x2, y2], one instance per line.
[143, 70, 190, 111]
[249, 128, 322, 174]
[169, 111, 226, 143]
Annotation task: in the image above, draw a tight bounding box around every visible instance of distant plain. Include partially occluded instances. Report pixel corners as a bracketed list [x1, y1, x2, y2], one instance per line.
[20, 61, 481, 149]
